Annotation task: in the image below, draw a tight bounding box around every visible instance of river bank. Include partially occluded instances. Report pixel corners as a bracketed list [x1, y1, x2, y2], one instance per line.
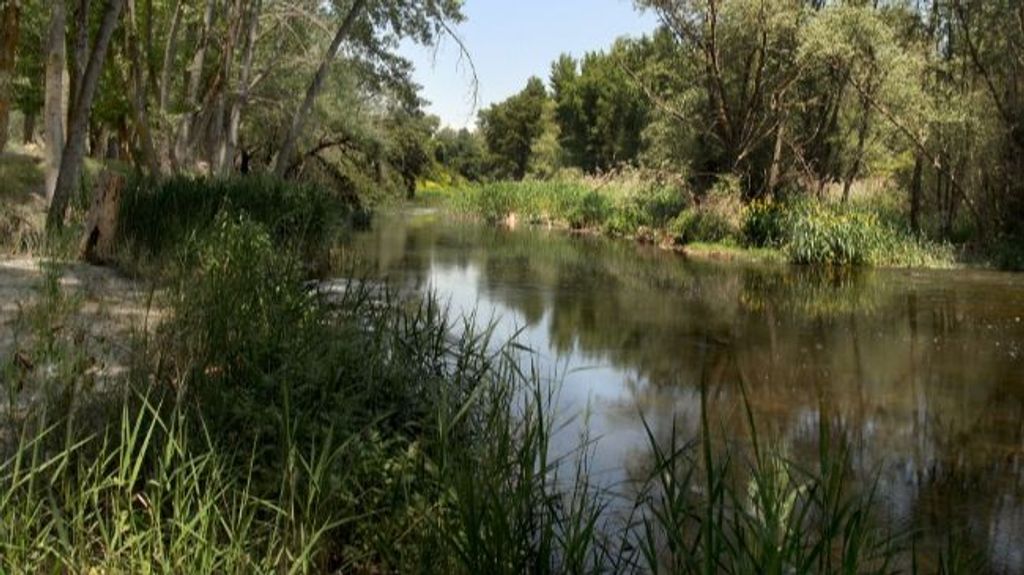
[420, 178, 1005, 270]
[354, 209, 1024, 572]
[2, 175, 1016, 571]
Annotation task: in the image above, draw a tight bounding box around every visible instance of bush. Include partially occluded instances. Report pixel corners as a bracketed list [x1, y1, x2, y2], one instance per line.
[743, 198, 793, 248]
[993, 235, 1024, 271]
[669, 209, 740, 244]
[603, 182, 688, 236]
[786, 202, 884, 266]
[668, 175, 745, 245]
[118, 175, 347, 264]
[563, 189, 611, 229]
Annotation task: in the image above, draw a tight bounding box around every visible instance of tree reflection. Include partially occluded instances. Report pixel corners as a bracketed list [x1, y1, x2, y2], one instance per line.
[350, 212, 1024, 571]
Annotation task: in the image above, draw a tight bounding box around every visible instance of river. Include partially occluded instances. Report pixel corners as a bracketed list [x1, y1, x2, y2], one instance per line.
[348, 209, 1024, 572]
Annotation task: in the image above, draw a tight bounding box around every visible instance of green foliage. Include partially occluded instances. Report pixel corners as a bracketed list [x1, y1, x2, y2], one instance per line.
[786, 202, 882, 265]
[1, 227, 974, 572]
[669, 209, 739, 245]
[563, 188, 610, 229]
[451, 171, 690, 237]
[993, 236, 1024, 271]
[668, 175, 745, 245]
[434, 127, 487, 182]
[743, 198, 793, 248]
[602, 177, 689, 236]
[117, 175, 346, 265]
[478, 78, 551, 180]
[550, 40, 650, 172]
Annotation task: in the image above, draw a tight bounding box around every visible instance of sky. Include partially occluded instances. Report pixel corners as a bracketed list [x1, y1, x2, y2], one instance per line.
[399, 1, 658, 129]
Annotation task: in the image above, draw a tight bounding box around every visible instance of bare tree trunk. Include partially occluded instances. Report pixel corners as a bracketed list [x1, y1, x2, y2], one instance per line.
[44, 0, 67, 199]
[126, 0, 159, 174]
[273, 0, 367, 178]
[68, 0, 90, 123]
[175, 0, 215, 168]
[158, 0, 182, 113]
[211, 0, 243, 174]
[0, 0, 20, 155]
[766, 114, 786, 198]
[221, 0, 259, 176]
[909, 154, 923, 234]
[47, 0, 126, 231]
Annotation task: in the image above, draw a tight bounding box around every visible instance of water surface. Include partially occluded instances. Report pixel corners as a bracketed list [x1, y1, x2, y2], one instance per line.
[349, 210, 1024, 571]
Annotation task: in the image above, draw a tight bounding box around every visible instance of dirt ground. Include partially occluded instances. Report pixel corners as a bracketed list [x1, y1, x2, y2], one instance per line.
[0, 257, 161, 382]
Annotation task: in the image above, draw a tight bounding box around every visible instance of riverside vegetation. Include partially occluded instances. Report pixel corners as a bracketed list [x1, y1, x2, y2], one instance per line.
[428, 171, 956, 268]
[0, 177, 981, 572]
[1, 0, 1021, 570]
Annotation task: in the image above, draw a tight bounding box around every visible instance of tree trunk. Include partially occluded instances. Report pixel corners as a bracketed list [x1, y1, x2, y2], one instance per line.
[21, 110, 35, 143]
[47, 0, 126, 231]
[222, 0, 259, 176]
[842, 94, 871, 203]
[909, 154, 923, 234]
[157, 0, 182, 113]
[69, 0, 90, 123]
[79, 170, 124, 263]
[175, 0, 215, 168]
[766, 114, 786, 199]
[0, 0, 20, 155]
[273, 0, 367, 178]
[126, 0, 159, 174]
[211, 0, 243, 174]
[44, 0, 67, 199]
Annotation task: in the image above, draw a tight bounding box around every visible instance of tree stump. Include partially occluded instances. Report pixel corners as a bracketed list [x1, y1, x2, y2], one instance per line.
[80, 171, 125, 264]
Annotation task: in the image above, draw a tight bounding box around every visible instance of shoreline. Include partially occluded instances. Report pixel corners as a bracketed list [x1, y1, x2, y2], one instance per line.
[422, 205, 979, 271]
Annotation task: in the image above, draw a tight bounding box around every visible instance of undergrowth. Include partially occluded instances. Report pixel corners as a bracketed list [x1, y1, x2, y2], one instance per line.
[444, 175, 956, 268]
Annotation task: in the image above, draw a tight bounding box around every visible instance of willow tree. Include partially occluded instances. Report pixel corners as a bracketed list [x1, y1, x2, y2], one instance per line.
[273, 0, 466, 177]
[635, 0, 806, 197]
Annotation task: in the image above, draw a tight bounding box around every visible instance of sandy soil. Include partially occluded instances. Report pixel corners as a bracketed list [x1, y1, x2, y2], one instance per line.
[0, 257, 161, 381]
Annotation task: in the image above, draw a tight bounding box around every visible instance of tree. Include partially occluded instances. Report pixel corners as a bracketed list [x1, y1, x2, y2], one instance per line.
[44, 0, 66, 199]
[381, 107, 438, 199]
[550, 40, 650, 172]
[634, 0, 805, 196]
[0, 0, 20, 153]
[478, 77, 549, 180]
[274, 0, 467, 178]
[434, 127, 485, 181]
[47, 0, 125, 230]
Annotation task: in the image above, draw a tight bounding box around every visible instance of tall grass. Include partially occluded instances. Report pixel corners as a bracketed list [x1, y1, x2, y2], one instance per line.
[448, 176, 687, 234]
[117, 175, 348, 268]
[445, 176, 956, 268]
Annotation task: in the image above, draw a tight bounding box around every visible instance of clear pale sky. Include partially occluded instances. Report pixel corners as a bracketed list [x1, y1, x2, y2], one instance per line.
[399, 1, 658, 129]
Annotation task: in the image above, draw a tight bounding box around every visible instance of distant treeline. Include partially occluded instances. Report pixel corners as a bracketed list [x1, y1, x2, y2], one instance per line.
[434, 0, 1024, 256]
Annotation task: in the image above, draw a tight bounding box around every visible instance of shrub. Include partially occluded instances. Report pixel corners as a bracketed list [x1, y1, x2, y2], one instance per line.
[668, 175, 745, 245]
[603, 182, 688, 236]
[669, 209, 739, 244]
[993, 235, 1024, 271]
[786, 202, 883, 265]
[563, 189, 611, 229]
[743, 198, 793, 248]
[118, 175, 347, 264]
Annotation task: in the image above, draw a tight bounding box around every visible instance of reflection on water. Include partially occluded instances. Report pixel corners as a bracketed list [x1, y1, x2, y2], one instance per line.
[347, 210, 1024, 572]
